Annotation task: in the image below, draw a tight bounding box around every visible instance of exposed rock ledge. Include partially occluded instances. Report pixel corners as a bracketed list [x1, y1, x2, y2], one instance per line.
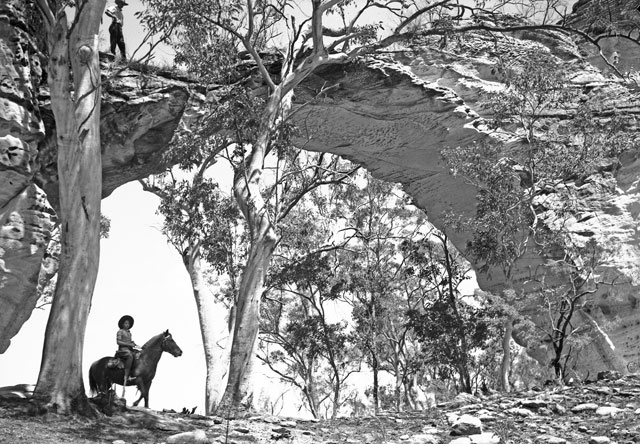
[2, 0, 640, 377]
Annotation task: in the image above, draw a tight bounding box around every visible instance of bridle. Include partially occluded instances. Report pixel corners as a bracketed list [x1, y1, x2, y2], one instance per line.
[160, 333, 171, 351]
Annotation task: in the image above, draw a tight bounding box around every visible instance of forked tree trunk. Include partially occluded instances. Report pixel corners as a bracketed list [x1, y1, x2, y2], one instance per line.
[216, 38, 328, 412]
[33, 1, 105, 415]
[216, 92, 283, 413]
[500, 316, 514, 392]
[183, 245, 235, 415]
[217, 232, 276, 412]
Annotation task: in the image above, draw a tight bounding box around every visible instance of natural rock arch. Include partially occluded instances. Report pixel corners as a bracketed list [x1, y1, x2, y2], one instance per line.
[2, 0, 640, 377]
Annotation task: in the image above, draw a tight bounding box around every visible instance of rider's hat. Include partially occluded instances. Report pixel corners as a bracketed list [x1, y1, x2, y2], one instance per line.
[118, 315, 134, 329]
[115, 0, 128, 5]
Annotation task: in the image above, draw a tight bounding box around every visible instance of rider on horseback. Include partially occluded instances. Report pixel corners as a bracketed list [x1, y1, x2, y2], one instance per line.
[116, 315, 139, 383]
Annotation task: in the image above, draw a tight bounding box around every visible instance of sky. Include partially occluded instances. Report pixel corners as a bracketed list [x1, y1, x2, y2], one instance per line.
[0, 183, 208, 411]
[0, 0, 481, 415]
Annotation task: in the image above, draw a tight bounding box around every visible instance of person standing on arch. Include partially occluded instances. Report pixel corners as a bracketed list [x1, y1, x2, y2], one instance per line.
[105, 0, 128, 61]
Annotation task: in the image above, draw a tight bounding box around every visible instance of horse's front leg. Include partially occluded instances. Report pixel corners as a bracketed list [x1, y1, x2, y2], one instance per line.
[132, 379, 145, 407]
[140, 380, 152, 408]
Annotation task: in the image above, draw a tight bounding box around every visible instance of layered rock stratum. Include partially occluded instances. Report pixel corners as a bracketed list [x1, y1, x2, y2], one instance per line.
[1, 0, 640, 378]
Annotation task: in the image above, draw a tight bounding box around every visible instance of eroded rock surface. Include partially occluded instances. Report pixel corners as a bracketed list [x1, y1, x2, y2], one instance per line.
[0, 0, 53, 353]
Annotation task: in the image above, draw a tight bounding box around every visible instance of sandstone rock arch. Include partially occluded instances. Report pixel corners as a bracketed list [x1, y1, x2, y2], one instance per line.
[2, 0, 640, 377]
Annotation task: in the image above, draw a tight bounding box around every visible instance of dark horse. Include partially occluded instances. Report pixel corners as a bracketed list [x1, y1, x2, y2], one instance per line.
[89, 330, 182, 408]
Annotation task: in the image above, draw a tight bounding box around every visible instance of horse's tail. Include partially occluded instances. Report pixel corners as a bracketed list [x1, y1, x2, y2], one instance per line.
[88, 360, 100, 395]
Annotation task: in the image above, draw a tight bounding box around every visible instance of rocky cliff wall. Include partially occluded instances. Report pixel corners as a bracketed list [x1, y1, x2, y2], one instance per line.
[0, 0, 53, 353]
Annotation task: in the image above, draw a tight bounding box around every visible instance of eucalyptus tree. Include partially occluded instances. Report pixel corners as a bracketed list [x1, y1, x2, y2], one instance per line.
[261, 196, 363, 418]
[530, 240, 615, 381]
[330, 175, 431, 413]
[144, 109, 357, 414]
[142, 171, 245, 414]
[261, 258, 360, 419]
[29, 0, 107, 415]
[26, 0, 169, 414]
[403, 233, 501, 393]
[140, 86, 251, 414]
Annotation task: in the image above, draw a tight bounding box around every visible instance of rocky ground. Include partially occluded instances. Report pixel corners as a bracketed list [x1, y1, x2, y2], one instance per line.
[1, 373, 640, 444]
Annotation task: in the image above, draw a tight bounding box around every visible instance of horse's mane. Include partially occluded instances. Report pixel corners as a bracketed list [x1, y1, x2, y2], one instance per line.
[141, 332, 164, 350]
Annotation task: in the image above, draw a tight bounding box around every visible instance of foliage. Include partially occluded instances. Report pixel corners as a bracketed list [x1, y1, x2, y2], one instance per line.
[443, 50, 635, 386]
[262, 242, 362, 418]
[331, 174, 434, 411]
[528, 239, 614, 380]
[157, 177, 243, 270]
[403, 234, 502, 393]
[137, 0, 241, 83]
[442, 52, 634, 278]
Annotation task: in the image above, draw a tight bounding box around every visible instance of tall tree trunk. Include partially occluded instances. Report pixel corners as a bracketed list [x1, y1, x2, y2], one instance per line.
[216, 91, 285, 413]
[217, 234, 276, 413]
[184, 245, 235, 415]
[500, 316, 514, 392]
[331, 371, 341, 419]
[371, 350, 379, 415]
[394, 362, 403, 413]
[33, 0, 105, 415]
[216, 42, 324, 411]
[303, 375, 320, 418]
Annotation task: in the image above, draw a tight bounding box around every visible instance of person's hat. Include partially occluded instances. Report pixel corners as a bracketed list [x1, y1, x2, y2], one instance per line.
[115, 0, 128, 5]
[118, 315, 134, 329]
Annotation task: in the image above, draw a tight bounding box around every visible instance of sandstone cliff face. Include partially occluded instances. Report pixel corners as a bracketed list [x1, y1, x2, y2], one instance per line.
[2, 0, 640, 378]
[0, 0, 53, 353]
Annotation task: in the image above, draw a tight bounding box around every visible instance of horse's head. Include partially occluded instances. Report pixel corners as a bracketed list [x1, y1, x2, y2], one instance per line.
[161, 330, 183, 357]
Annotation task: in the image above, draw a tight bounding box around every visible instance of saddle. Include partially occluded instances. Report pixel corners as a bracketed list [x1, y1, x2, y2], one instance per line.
[106, 349, 141, 369]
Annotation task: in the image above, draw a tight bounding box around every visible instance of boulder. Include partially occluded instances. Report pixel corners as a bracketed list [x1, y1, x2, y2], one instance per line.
[451, 414, 483, 436]
[166, 429, 209, 444]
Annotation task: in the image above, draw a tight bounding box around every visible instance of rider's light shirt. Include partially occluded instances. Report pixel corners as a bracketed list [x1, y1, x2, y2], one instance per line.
[117, 328, 134, 351]
[106, 5, 124, 25]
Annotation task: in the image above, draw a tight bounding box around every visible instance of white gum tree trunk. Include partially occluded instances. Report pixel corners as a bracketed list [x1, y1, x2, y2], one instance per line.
[216, 89, 285, 413]
[33, 0, 105, 415]
[500, 316, 514, 392]
[216, 1, 342, 411]
[184, 245, 235, 415]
